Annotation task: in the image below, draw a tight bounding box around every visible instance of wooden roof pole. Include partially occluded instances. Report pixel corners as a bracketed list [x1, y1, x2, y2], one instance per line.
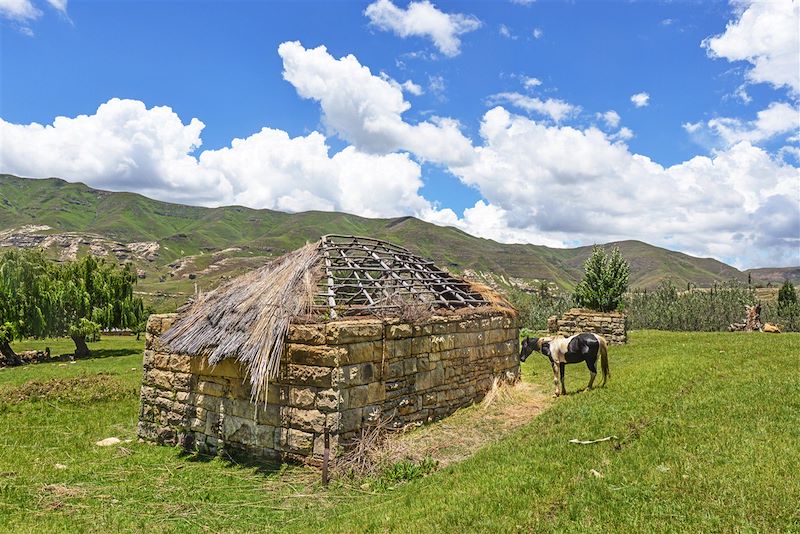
[320, 237, 337, 319]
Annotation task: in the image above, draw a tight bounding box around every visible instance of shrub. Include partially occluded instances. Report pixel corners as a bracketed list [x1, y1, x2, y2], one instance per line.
[507, 288, 573, 331]
[625, 280, 799, 332]
[778, 280, 797, 307]
[573, 246, 630, 312]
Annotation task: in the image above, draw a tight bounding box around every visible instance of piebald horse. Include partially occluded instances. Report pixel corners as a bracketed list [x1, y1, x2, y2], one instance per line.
[519, 333, 609, 397]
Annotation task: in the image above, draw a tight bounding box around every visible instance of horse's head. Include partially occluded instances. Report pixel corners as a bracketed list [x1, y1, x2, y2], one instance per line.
[520, 336, 554, 362]
[519, 337, 539, 362]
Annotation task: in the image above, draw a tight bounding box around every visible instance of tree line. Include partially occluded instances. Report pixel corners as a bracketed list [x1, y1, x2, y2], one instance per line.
[0, 249, 145, 364]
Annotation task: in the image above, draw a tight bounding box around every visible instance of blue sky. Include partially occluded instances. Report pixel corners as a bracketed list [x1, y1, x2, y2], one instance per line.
[1, 0, 798, 268]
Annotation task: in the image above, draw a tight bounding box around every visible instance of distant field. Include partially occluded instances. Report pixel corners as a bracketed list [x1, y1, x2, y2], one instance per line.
[1, 331, 798, 532]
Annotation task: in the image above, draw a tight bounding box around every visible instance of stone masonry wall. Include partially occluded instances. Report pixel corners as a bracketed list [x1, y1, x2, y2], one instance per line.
[547, 308, 627, 344]
[138, 311, 519, 464]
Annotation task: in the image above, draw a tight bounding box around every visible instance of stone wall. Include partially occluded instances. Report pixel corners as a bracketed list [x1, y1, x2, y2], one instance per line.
[547, 308, 627, 344]
[138, 311, 520, 464]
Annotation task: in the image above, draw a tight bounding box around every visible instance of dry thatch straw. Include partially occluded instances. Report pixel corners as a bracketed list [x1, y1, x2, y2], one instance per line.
[162, 242, 322, 402]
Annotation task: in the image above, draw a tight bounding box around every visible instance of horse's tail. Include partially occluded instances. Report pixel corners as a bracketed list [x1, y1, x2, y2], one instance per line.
[597, 334, 609, 387]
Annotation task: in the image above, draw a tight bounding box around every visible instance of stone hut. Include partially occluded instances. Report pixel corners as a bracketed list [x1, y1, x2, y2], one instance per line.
[138, 235, 520, 464]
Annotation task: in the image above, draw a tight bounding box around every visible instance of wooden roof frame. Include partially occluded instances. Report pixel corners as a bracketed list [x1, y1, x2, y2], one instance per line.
[316, 235, 489, 319]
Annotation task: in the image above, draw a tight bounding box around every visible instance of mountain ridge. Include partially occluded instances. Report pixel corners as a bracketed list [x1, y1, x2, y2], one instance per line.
[2, 174, 796, 311]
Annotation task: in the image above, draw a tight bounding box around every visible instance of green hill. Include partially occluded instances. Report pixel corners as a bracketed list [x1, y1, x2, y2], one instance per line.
[3, 174, 787, 310]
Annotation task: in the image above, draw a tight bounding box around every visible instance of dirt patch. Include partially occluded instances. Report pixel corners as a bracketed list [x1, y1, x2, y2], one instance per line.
[0, 373, 135, 405]
[39, 484, 86, 512]
[333, 379, 551, 478]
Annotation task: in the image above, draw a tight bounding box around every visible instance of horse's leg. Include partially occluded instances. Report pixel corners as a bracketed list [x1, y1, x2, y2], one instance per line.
[586, 356, 598, 390]
[559, 363, 567, 396]
[552, 363, 561, 397]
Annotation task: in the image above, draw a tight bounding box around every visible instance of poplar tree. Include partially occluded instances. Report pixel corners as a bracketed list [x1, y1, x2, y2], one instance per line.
[573, 246, 630, 312]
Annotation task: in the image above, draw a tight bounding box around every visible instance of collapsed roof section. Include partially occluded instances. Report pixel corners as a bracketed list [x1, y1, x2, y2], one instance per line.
[316, 235, 489, 318]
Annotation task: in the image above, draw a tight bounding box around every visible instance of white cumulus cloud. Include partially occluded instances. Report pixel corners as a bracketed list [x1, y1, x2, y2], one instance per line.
[487, 92, 579, 123]
[0, 0, 41, 21]
[630, 92, 650, 108]
[278, 41, 473, 165]
[0, 98, 447, 220]
[685, 101, 800, 147]
[598, 110, 621, 128]
[364, 0, 481, 57]
[446, 106, 800, 267]
[703, 0, 800, 94]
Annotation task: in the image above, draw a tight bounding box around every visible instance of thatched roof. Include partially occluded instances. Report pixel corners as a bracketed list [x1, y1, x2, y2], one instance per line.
[161, 235, 504, 401]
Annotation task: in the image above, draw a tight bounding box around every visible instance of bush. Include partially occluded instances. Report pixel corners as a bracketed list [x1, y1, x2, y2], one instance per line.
[507, 288, 573, 331]
[625, 280, 799, 332]
[573, 246, 630, 312]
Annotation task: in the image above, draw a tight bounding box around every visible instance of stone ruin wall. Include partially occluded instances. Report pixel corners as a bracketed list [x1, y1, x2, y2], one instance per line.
[548, 308, 627, 344]
[138, 311, 520, 463]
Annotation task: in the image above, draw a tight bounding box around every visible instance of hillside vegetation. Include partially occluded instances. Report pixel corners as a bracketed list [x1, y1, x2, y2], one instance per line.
[2, 175, 792, 311]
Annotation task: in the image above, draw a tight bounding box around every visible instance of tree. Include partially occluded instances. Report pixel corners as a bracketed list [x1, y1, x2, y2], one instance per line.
[573, 246, 630, 312]
[778, 280, 797, 307]
[0, 250, 59, 364]
[0, 250, 144, 362]
[55, 255, 144, 356]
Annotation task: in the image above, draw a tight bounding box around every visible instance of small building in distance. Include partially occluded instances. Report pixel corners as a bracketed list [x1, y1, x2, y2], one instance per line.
[138, 235, 520, 464]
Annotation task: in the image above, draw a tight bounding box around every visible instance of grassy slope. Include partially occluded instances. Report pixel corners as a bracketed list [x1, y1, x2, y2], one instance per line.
[1, 331, 798, 532]
[1, 174, 754, 290]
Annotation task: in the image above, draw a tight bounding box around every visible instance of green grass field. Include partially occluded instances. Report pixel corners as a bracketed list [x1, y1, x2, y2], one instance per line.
[1, 331, 798, 533]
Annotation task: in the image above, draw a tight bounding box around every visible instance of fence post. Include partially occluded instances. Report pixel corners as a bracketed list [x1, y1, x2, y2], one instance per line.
[322, 425, 330, 486]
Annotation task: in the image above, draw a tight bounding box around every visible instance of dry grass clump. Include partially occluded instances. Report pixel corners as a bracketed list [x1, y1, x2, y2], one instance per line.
[331, 378, 550, 480]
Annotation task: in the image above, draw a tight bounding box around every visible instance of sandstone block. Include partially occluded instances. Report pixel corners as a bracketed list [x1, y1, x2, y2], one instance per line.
[387, 361, 404, 379]
[146, 315, 162, 335]
[142, 368, 172, 390]
[276, 428, 313, 454]
[387, 323, 413, 339]
[224, 398, 256, 420]
[415, 365, 444, 391]
[412, 336, 432, 354]
[159, 354, 191, 373]
[347, 384, 369, 408]
[223, 415, 257, 446]
[282, 364, 334, 388]
[386, 338, 412, 359]
[403, 358, 417, 375]
[142, 350, 155, 369]
[325, 320, 383, 344]
[160, 314, 178, 331]
[343, 341, 382, 364]
[283, 407, 327, 433]
[315, 388, 343, 411]
[286, 344, 343, 367]
[196, 379, 229, 397]
[287, 324, 325, 345]
[288, 387, 316, 409]
[339, 362, 376, 386]
[366, 382, 385, 404]
[192, 358, 242, 379]
[255, 425, 276, 449]
[412, 324, 433, 337]
[255, 404, 280, 426]
[431, 334, 456, 352]
[312, 433, 339, 456]
[339, 408, 362, 433]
